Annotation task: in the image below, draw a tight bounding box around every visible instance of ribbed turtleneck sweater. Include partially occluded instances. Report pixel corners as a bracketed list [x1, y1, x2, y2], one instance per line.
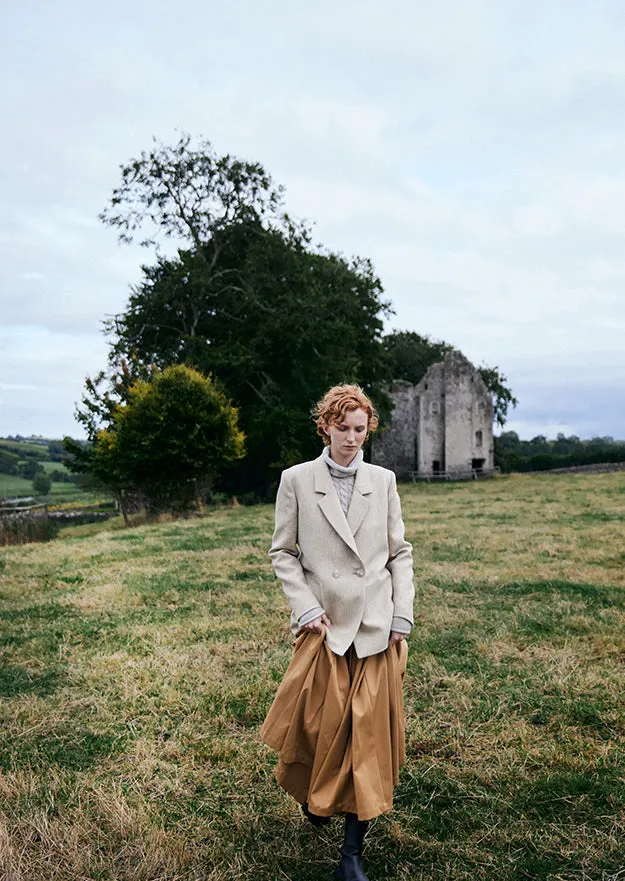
[322, 444, 362, 516]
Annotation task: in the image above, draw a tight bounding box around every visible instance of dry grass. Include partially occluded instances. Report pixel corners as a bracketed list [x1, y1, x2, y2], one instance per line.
[1, 472, 625, 880]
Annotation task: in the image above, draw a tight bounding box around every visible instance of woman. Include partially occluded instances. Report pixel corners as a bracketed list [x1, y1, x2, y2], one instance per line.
[261, 384, 414, 881]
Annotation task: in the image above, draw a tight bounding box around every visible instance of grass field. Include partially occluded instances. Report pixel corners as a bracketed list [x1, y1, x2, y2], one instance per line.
[1, 472, 625, 880]
[40, 461, 71, 475]
[0, 473, 97, 504]
[0, 473, 38, 498]
[0, 437, 85, 504]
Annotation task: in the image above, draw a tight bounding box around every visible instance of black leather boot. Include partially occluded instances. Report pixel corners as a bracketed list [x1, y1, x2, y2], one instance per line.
[302, 801, 330, 827]
[335, 812, 370, 880]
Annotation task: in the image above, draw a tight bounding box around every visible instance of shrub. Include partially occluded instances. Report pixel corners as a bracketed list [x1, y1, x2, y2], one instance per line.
[0, 449, 19, 475]
[0, 510, 60, 546]
[66, 364, 245, 518]
[32, 472, 52, 496]
[49, 469, 73, 483]
[18, 459, 44, 480]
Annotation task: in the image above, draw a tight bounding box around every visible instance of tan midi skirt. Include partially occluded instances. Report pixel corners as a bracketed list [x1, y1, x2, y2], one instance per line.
[260, 628, 408, 821]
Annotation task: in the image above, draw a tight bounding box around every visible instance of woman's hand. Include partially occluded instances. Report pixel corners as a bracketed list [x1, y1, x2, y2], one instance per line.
[389, 630, 406, 646]
[303, 613, 332, 633]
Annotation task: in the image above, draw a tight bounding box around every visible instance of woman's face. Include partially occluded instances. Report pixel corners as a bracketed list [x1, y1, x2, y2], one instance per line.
[323, 407, 369, 466]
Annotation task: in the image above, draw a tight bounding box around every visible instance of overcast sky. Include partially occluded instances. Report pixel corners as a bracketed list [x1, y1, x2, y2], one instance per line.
[2, 0, 625, 440]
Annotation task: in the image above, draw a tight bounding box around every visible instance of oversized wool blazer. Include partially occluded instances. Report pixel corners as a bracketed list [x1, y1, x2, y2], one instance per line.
[269, 453, 415, 658]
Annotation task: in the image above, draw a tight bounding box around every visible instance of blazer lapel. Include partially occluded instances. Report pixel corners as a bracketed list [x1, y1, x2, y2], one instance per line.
[347, 464, 372, 537]
[313, 456, 360, 557]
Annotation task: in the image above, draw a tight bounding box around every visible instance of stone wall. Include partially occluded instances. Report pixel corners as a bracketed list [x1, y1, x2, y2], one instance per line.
[415, 362, 445, 473]
[528, 462, 625, 475]
[370, 381, 417, 476]
[442, 352, 473, 473]
[443, 352, 493, 474]
[371, 350, 495, 477]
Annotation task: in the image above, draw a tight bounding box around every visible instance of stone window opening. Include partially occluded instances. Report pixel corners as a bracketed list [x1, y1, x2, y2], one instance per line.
[475, 430, 483, 447]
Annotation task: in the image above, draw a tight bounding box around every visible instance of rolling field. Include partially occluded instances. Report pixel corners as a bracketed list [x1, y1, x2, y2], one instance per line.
[0, 437, 90, 504]
[1, 472, 625, 880]
[0, 472, 88, 502]
[0, 473, 39, 498]
[0, 440, 49, 457]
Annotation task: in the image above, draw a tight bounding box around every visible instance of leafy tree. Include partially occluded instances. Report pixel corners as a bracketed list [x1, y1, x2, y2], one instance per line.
[382, 330, 453, 385]
[18, 459, 44, 480]
[98, 136, 393, 495]
[475, 364, 519, 427]
[49, 469, 74, 483]
[99, 131, 286, 256]
[46, 440, 66, 462]
[382, 330, 518, 426]
[32, 472, 52, 496]
[67, 365, 245, 517]
[111, 226, 391, 490]
[69, 357, 156, 451]
[0, 449, 19, 475]
[528, 435, 549, 453]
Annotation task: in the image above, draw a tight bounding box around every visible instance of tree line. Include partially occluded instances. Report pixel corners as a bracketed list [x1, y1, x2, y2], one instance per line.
[64, 134, 517, 512]
[495, 433, 625, 472]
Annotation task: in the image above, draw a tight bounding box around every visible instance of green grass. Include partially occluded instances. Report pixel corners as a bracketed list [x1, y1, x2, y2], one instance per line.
[0, 471, 102, 504]
[0, 473, 37, 497]
[1, 472, 625, 879]
[40, 460, 71, 475]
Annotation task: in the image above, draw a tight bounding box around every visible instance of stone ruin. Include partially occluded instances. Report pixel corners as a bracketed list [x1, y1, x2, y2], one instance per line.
[371, 350, 495, 479]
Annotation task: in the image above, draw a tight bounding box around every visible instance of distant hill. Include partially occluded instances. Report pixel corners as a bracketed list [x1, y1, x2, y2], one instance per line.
[0, 437, 68, 459]
[0, 437, 86, 503]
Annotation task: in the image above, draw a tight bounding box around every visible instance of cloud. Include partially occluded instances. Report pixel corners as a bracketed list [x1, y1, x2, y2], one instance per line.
[0, 327, 108, 437]
[2, 0, 625, 438]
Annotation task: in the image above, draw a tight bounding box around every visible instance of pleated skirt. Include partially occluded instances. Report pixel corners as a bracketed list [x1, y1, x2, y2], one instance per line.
[260, 628, 408, 821]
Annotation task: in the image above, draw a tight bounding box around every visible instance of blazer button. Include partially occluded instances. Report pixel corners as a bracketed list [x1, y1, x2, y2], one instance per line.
[332, 570, 340, 578]
[354, 567, 365, 577]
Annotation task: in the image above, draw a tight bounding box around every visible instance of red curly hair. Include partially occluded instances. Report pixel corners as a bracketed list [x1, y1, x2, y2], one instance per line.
[313, 384, 379, 445]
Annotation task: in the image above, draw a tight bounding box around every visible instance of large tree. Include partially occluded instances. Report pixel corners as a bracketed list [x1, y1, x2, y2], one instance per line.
[99, 131, 285, 251]
[99, 136, 393, 495]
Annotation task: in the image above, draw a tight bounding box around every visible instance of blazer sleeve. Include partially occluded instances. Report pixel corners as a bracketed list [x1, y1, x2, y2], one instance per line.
[269, 469, 321, 621]
[386, 472, 415, 624]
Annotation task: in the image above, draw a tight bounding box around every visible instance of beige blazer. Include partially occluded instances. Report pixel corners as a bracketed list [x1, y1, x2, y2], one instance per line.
[269, 453, 414, 658]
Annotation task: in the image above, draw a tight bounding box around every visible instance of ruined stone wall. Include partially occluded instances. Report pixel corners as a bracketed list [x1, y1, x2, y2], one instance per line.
[443, 352, 494, 473]
[371, 351, 495, 477]
[370, 381, 417, 476]
[471, 372, 495, 471]
[444, 352, 478, 473]
[415, 363, 445, 474]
